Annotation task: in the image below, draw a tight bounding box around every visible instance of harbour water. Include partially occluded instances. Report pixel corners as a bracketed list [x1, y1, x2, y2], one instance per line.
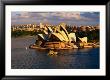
[11, 36, 99, 69]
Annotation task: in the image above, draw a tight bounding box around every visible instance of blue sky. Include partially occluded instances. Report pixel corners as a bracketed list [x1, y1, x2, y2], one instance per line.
[11, 12, 99, 26]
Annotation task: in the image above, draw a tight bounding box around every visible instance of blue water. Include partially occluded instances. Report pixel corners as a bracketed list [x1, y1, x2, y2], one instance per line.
[11, 36, 99, 69]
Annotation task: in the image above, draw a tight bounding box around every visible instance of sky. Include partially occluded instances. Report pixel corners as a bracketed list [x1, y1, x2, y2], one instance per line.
[11, 12, 99, 26]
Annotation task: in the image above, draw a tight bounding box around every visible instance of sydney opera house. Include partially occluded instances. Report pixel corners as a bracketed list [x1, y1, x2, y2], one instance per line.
[29, 23, 99, 50]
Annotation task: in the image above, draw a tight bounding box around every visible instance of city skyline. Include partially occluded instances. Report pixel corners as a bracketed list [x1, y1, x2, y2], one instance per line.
[11, 12, 99, 26]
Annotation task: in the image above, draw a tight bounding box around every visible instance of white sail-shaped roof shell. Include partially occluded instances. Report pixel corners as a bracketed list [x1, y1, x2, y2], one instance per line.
[47, 27, 53, 33]
[38, 34, 48, 41]
[56, 30, 69, 41]
[51, 33, 66, 41]
[68, 33, 76, 42]
[60, 31, 69, 41]
[60, 26, 70, 40]
[79, 37, 87, 43]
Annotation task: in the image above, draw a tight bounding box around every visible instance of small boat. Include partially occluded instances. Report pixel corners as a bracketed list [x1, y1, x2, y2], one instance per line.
[48, 50, 58, 55]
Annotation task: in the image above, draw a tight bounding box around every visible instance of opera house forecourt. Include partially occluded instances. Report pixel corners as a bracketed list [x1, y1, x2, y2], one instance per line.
[28, 23, 99, 51]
